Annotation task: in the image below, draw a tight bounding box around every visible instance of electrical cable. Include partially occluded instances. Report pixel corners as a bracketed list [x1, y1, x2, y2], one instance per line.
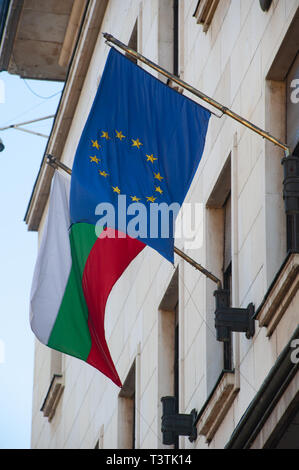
[22, 78, 63, 100]
[0, 89, 62, 128]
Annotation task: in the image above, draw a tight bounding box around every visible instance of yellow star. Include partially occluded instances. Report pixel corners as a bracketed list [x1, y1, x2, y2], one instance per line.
[155, 186, 163, 194]
[130, 196, 141, 202]
[116, 130, 126, 140]
[89, 155, 100, 164]
[112, 186, 121, 194]
[99, 170, 108, 177]
[146, 196, 157, 203]
[101, 131, 110, 140]
[146, 154, 158, 163]
[132, 138, 143, 149]
[91, 139, 100, 150]
[154, 172, 164, 182]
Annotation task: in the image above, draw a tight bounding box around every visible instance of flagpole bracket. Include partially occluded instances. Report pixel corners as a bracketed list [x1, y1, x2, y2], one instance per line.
[161, 396, 198, 445]
[214, 290, 255, 342]
[46, 154, 57, 170]
[103, 33, 289, 154]
[46, 154, 72, 176]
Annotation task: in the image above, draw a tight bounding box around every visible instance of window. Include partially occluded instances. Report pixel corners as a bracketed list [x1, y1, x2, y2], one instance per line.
[286, 53, 299, 253]
[287, 52, 299, 155]
[174, 302, 179, 449]
[162, 0, 183, 91]
[158, 269, 179, 448]
[223, 193, 232, 371]
[40, 350, 64, 422]
[173, 0, 179, 77]
[265, 10, 299, 265]
[206, 156, 233, 390]
[118, 361, 136, 449]
[193, 0, 220, 32]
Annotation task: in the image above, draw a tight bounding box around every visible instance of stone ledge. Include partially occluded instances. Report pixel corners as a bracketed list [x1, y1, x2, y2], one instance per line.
[40, 374, 64, 422]
[197, 371, 239, 443]
[256, 254, 299, 337]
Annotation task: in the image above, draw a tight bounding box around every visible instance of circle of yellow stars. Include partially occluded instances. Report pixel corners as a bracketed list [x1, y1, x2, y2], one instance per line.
[88, 129, 166, 203]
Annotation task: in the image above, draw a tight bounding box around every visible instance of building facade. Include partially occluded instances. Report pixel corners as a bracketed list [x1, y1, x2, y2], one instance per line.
[1, 0, 299, 449]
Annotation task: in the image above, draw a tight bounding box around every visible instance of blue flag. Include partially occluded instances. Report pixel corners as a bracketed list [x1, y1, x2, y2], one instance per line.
[70, 47, 211, 263]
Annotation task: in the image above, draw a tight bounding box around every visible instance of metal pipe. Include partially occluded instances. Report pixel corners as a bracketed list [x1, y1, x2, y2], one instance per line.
[103, 33, 291, 157]
[46, 155, 221, 287]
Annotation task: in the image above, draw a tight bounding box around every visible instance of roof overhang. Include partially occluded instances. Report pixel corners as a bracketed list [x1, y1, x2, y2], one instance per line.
[24, 0, 108, 231]
[0, 0, 89, 80]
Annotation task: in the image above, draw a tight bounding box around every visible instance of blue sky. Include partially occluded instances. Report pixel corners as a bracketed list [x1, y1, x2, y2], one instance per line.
[0, 71, 63, 449]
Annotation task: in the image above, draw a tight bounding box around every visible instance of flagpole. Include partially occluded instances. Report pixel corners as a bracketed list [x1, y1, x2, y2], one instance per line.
[0, 115, 55, 139]
[103, 33, 291, 158]
[46, 154, 223, 289]
[173, 246, 222, 289]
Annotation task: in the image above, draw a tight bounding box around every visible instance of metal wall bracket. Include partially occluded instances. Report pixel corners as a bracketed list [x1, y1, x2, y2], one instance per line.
[214, 290, 255, 342]
[161, 397, 198, 445]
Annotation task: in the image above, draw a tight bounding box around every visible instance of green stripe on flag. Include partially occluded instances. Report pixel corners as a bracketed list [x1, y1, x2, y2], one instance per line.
[48, 223, 102, 361]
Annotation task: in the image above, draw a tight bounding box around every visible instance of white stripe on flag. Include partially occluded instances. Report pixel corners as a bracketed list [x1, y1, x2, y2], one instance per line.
[30, 171, 72, 345]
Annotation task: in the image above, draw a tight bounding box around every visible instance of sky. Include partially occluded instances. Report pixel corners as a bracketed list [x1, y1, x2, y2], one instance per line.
[0, 71, 63, 449]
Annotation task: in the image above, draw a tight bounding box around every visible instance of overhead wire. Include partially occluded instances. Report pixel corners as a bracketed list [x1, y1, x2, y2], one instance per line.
[22, 78, 63, 100]
[0, 85, 62, 128]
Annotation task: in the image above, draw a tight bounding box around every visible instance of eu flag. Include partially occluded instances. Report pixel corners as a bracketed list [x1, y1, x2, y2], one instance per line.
[70, 47, 211, 263]
[70, 47, 210, 263]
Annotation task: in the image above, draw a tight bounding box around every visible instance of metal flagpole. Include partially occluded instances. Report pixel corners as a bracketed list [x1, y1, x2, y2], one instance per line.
[173, 246, 222, 289]
[103, 33, 291, 158]
[0, 115, 55, 139]
[46, 154, 223, 289]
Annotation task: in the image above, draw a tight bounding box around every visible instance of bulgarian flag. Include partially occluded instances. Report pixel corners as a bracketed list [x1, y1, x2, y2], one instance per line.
[30, 47, 210, 387]
[30, 171, 144, 387]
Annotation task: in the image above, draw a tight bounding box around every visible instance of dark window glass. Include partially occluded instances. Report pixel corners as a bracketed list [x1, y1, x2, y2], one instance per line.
[173, 0, 179, 76]
[223, 193, 233, 371]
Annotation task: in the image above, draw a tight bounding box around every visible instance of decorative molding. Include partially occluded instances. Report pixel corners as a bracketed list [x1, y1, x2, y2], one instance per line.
[251, 371, 299, 448]
[193, 0, 220, 32]
[40, 374, 64, 422]
[226, 327, 299, 449]
[256, 254, 299, 337]
[197, 371, 239, 443]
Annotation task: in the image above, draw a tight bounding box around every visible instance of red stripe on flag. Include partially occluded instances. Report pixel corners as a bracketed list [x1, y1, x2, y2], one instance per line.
[82, 228, 145, 387]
